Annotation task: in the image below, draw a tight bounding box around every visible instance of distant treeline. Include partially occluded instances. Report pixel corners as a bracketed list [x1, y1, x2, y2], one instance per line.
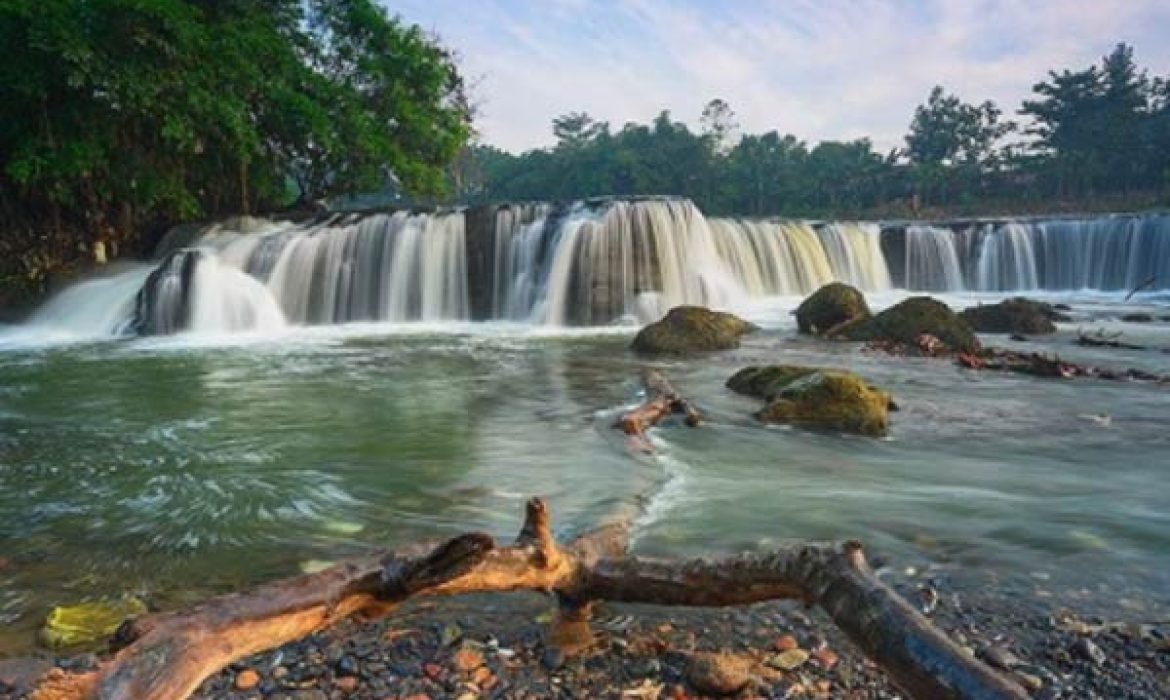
[454, 44, 1170, 219]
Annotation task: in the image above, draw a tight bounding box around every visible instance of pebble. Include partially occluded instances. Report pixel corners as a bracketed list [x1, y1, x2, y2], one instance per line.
[767, 648, 809, 671]
[1071, 638, 1106, 666]
[981, 645, 1022, 671]
[235, 668, 261, 690]
[773, 635, 799, 651]
[812, 647, 839, 670]
[541, 647, 564, 670]
[687, 652, 752, 696]
[453, 647, 484, 673]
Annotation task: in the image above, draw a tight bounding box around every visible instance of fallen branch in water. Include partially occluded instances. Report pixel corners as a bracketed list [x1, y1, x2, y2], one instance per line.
[1076, 328, 1147, 351]
[30, 498, 1027, 700]
[958, 348, 1167, 383]
[615, 369, 701, 452]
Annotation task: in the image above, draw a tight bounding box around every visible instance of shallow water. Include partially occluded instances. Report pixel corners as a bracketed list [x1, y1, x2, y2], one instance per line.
[2, 292, 1169, 653]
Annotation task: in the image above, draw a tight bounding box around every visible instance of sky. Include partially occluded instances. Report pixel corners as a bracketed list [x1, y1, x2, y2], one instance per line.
[384, 0, 1170, 154]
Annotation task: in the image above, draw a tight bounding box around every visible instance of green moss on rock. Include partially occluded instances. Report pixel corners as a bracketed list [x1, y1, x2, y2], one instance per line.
[631, 306, 758, 355]
[726, 365, 819, 400]
[959, 298, 1061, 334]
[41, 597, 148, 649]
[844, 296, 979, 352]
[727, 365, 892, 436]
[794, 282, 870, 335]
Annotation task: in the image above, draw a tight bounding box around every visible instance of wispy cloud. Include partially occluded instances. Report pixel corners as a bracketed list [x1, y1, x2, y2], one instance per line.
[385, 0, 1170, 152]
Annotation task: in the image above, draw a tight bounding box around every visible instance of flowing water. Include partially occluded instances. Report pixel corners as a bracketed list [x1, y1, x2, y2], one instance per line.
[1, 200, 1169, 654]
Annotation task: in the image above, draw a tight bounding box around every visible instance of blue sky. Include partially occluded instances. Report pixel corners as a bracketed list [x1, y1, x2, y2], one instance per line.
[384, 0, 1170, 153]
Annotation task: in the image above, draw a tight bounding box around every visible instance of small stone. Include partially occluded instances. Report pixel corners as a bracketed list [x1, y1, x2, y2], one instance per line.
[812, 647, 838, 670]
[981, 645, 1021, 671]
[1071, 637, 1106, 666]
[1014, 672, 1043, 691]
[235, 668, 261, 691]
[687, 652, 752, 696]
[455, 693, 477, 700]
[773, 635, 799, 651]
[453, 647, 484, 673]
[471, 666, 493, 686]
[272, 666, 289, 680]
[334, 675, 358, 693]
[423, 662, 444, 681]
[767, 648, 809, 671]
[335, 654, 360, 676]
[541, 647, 564, 670]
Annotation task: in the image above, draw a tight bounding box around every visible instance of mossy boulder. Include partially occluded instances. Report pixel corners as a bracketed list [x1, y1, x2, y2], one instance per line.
[844, 296, 979, 352]
[631, 305, 758, 354]
[41, 597, 147, 649]
[794, 282, 870, 335]
[959, 298, 1062, 334]
[727, 365, 892, 436]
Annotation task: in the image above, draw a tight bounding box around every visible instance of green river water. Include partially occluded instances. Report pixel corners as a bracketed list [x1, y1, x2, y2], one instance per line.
[1, 291, 1169, 654]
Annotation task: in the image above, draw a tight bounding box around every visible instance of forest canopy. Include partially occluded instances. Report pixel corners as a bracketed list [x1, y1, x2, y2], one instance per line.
[0, 0, 471, 305]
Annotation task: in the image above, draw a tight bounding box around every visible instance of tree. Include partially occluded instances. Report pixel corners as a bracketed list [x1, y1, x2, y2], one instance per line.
[0, 0, 471, 304]
[552, 112, 605, 149]
[1020, 43, 1157, 196]
[699, 98, 739, 156]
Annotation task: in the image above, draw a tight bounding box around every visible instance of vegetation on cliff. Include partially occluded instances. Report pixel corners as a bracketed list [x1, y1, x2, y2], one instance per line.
[0, 0, 471, 311]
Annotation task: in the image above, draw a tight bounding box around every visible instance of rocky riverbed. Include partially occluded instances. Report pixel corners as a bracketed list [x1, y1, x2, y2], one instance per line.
[8, 565, 1163, 700]
[184, 568, 1170, 700]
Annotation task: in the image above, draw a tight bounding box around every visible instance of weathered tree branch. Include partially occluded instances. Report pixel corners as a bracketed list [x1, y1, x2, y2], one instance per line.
[615, 369, 701, 451]
[31, 498, 1025, 700]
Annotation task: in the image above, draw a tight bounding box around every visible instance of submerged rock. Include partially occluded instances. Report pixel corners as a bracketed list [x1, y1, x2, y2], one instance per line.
[960, 298, 1064, 335]
[1121, 312, 1153, 323]
[794, 283, 870, 335]
[844, 296, 979, 353]
[40, 597, 147, 649]
[727, 365, 892, 436]
[631, 306, 757, 354]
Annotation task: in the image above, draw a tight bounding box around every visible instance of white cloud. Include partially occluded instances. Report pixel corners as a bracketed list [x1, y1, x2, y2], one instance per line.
[386, 0, 1170, 152]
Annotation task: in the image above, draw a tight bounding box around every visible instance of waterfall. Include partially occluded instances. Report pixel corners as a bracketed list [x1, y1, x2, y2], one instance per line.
[129, 249, 285, 335]
[11, 199, 1170, 340]
[493, 199, 746, 324]
[904, 225, 965, 291]
[891, 214, 1170, 292]
[975, 222, 1039, 291]
[816, 222, 892, 292]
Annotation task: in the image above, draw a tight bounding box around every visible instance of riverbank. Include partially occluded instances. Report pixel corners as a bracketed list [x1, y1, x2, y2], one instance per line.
[7, 566, 1166, 699]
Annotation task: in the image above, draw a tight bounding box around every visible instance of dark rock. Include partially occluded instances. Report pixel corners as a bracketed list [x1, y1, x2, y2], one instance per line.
[630, 305, 758, 354]
[728, 365, 893, 437]
[794, 282, 870, 335]
[1071, 638, 1106, 666]
[845, 296, 980, 352]
[960, 298, 1062, 335]
[1121, 312, 1153, 323]
[540, 647, 564, 670]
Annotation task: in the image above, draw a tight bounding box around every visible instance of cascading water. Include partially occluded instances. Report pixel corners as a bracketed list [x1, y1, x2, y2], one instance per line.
[10, 200, 1170, 340]
[975, 222, 1039, 291]
[816, 222, 892, 292]
[904, 225, 966, 291]
[492, 199, 748, 324]
[887, 214, 1170, 292]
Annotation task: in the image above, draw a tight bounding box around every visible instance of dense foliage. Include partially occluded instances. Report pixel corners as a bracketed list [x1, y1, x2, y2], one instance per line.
[456, 44, 1170, 218]
[0, 0, 470, 308]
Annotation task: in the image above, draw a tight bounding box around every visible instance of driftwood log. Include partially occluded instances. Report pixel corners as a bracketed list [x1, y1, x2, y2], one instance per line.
[615, 369, 701, 451]
[31, 497, 1027, 700]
